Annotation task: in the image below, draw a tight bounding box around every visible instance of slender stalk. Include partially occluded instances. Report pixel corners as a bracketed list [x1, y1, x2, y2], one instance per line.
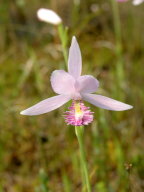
[58, 24, 68, 66]
[75, 126, 91, 192]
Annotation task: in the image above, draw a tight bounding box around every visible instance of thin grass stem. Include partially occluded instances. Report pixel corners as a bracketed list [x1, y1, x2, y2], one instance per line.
[110, 0, 125, 99]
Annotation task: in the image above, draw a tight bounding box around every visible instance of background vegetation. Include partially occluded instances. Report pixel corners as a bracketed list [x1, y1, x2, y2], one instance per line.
[0, 0, 144, 191]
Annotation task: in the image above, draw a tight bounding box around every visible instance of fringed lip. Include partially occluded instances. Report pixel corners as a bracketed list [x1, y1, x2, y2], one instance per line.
[64, 100, 94, 126]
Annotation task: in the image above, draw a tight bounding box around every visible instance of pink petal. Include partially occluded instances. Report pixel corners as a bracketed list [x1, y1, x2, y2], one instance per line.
[68, 36, 82, 79]
[82, 93, 133, 111]
[20, 95, 71, 116]
[50, 70, 75, 94]
[76, 75, 99, 93]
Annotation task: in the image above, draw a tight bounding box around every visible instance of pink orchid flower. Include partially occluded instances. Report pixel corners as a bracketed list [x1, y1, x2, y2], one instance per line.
[20, 37, 132, 126]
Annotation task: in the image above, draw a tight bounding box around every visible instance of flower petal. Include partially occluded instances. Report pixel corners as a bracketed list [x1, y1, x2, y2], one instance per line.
[20, 95, 71, 116]
[50, 70, 75, 94]
[68, 36, 82, 79]
[76, 75, 99, 93]
[82, 93, 133, 111]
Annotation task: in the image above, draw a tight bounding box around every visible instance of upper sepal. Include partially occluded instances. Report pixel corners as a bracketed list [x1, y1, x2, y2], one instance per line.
[68, 36, 82, 79]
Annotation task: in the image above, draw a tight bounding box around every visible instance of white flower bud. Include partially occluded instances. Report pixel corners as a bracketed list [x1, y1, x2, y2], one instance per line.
[133, 0, 144, 5]
[37, 8, 62, 25]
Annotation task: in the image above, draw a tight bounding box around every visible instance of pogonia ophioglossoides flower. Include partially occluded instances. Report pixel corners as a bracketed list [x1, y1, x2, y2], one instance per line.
[20, 37, 133, 126]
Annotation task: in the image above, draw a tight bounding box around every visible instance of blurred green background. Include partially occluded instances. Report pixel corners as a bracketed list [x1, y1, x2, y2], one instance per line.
[0, 0, 144, 191]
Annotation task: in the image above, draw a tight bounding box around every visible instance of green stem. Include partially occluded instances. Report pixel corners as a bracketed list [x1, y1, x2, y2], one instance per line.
[58, 24, 68, 66]
[75, 126, 91, 192]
